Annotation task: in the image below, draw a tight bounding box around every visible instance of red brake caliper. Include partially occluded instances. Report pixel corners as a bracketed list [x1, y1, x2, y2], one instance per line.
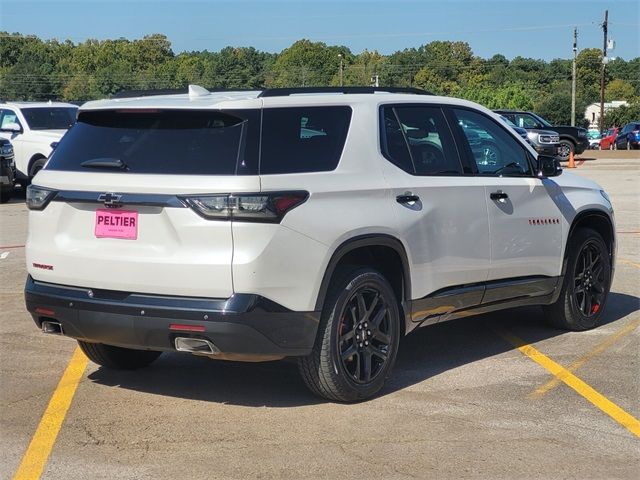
[592, 303, 600, 314]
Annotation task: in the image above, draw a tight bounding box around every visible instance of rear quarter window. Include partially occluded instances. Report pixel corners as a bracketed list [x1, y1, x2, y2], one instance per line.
[260, 106, 352, 174]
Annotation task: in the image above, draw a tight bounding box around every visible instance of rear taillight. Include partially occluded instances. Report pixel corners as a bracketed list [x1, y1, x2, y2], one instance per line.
[181, 191, 308, 223]
[26, 185, 57, 211]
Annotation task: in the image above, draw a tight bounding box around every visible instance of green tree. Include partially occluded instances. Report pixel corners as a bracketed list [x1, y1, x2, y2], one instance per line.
[606, 78, 636, 102]
[267, 39, 349, 87]
[576, 48, 604, 103]
[604, 102, 640, 128]
[535, 91, 588, 126]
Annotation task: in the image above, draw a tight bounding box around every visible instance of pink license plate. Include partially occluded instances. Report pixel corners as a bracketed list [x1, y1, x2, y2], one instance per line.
[95, 209, 138, 240]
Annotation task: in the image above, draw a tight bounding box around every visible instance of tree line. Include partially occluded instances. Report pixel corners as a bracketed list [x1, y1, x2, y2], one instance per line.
[1, 33, 638, 127]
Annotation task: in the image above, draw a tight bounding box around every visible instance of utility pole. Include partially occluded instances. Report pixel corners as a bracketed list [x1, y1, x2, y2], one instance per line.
[338, 54, 344, 87]
[571, 27, 578, 126]
[599, 9, 608, 133]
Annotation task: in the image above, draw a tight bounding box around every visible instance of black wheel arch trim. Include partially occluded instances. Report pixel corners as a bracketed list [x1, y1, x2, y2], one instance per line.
[314, 234, 411, 312]
[564, 209, 615, 276]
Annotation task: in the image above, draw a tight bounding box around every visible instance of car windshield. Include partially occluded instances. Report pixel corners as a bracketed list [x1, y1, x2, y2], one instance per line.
[21, 107, 78, 130]
[500, 115, 519, 129]
[530, 113, 553, 128]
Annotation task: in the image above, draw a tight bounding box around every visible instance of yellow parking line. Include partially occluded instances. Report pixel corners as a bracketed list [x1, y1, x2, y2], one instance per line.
[496, 329, 640, 438]
[531, 318, 640, 397]
[13, 347, 88, 480]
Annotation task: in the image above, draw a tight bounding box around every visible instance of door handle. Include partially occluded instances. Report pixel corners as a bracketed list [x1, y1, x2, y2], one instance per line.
[396, 193, 420, 204]
[490, 191, 509, 200]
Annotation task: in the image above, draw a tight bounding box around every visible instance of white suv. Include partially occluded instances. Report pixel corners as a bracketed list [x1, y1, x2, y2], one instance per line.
[25, 86, 615, 402]
[0, 101, 78, 182]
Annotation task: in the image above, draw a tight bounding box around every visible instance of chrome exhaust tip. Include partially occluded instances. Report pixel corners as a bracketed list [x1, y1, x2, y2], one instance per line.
[174, 337, 220, 356]
[42, 320, 64, 335]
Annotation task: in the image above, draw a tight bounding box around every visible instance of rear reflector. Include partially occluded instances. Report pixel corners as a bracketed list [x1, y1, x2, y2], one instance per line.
[35, 307, 55, 316]
[169, 324, 206, 332]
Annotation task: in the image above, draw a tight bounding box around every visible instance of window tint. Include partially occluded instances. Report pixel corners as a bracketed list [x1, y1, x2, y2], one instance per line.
[381, 105, 462, 175]
[21, 107, 77, 130]
[452, 108, 532, 176]
[380, 107, 414, 173]
[46, 109, 259, 175]
[260, 106, 351, 174]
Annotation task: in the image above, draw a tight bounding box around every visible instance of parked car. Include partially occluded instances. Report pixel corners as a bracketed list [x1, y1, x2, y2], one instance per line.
[588, 131, 602, 149]
[600, 127, 619, 150]
[25, 86, 615, 402]
[614, 122, 640, 150]
[495, 109, 589, 161]
[0, 102, 78, 183]
[499, 115, 560, 156]
[0, 138, 15, 203]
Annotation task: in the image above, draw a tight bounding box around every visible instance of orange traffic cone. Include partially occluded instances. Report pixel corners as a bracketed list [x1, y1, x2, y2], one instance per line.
[567, 150, 576, 168]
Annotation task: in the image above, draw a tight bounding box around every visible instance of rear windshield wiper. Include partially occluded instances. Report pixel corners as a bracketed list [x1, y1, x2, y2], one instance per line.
[80, 158, 129, 170]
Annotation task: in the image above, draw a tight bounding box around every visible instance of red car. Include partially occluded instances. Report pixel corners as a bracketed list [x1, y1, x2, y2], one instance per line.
[600, 127, 619, 150]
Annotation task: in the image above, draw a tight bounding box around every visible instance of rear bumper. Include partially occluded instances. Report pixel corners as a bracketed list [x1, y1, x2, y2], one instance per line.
[25, 276, 320, 358]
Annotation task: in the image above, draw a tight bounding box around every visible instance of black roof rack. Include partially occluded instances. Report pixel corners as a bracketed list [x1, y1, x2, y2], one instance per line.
[110, 86, 433, 100]
[258, 87, 432, 97]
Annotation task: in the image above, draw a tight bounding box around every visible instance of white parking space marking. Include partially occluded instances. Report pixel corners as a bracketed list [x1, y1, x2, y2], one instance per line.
[1, 251, 10, 259]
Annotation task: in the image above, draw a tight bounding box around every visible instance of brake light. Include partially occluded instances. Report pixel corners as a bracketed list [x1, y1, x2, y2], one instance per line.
[181, 191, 308, 223]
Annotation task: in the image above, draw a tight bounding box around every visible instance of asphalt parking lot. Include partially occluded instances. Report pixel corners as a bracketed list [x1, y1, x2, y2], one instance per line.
[1, 153, 639, 479]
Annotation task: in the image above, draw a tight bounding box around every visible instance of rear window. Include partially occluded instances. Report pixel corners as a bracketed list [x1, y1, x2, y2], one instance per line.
[46, 109, 259, 175]
[260, 106, 352, 174]
[21, 107, 77, 130]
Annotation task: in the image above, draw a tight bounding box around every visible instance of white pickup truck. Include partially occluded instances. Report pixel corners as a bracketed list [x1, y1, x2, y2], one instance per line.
[0, 102, 78, 183]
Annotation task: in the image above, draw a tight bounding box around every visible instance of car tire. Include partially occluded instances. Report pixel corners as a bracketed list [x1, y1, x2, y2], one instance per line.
[557, 140, 574, 161]
[0, 186, 12, 203]
[298, 266, 401, 402]
[543, 228, 611, 331]
[78, 341, 162, 370]
[29, 158, 46, 179]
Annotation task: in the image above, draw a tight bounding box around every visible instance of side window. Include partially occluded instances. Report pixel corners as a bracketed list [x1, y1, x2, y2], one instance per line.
[0, 110, 20, 129]
[515, 114, 540, 129]
[260, 106, 351, 174]
[381, 105, 462, 175]
[380, 107, 414, 173]
[452, 108, 532, 176]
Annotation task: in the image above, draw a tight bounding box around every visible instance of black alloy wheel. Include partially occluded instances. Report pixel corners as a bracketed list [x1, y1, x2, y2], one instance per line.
[572, 240, 607, 317]
[298, 267, 400, 402]
[544, 228, 611, 331]
[337, 287, 393, 384]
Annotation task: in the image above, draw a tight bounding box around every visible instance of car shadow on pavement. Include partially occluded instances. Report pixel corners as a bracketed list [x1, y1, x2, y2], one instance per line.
[86, 291, 639, 407]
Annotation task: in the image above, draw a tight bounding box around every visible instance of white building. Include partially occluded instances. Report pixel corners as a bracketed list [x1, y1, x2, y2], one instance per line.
[584, 100, 628, 130]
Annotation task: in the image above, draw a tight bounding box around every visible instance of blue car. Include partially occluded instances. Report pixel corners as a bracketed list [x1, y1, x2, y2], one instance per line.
[615, 121, 640, 150]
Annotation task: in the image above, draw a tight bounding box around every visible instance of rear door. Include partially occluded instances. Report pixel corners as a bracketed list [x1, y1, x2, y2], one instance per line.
[448, 107, 563, 298]
[379, 104, 491, 321]
[27, 108, 261, 298]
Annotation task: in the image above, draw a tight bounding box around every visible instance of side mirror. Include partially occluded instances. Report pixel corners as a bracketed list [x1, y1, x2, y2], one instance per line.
[1, 122, 22, 133]
[537, 155, 562, 177]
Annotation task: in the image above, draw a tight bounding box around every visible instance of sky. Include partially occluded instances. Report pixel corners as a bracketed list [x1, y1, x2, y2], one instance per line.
[1, 0, 639, 60]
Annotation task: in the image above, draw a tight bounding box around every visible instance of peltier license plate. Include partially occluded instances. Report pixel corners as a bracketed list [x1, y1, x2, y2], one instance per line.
[95, 209, 138, 240]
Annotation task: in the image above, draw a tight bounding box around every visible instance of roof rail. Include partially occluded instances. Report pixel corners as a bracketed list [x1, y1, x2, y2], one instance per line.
[111, 87, 260, 99]
[258, 87, 432, 97]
